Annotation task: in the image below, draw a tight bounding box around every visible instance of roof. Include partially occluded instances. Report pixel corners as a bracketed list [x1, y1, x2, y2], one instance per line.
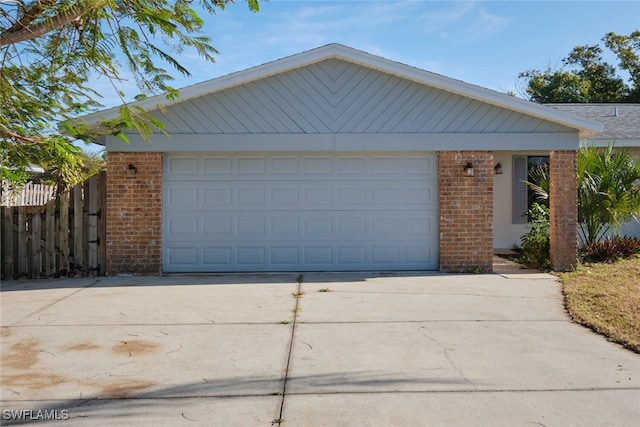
[79, 43, 602, 138]
[548, 104, 640, 146]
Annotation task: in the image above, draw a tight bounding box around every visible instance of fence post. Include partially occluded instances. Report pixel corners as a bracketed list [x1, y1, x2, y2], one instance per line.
[46, 199, 56, 277]
[88, 175, 98, 276]
[59, 191, 70, 276]
[31, 206, 42, 277]
[72, 183, 84, 275]
[97, 171, 107, 276]
[2, 206, 15, 279]
[17, 206, 28, 278]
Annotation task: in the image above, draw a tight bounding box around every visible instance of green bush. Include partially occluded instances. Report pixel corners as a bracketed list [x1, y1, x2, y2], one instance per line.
[519, 202, 550, 269]
[580, 236, 640, 263]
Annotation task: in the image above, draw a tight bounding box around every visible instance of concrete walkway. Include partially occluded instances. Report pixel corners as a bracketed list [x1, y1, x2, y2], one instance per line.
[1, 272, 639, 426]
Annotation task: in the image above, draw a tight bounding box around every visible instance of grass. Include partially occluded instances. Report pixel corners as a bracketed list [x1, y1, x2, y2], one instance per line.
[558, 256, 640, 353]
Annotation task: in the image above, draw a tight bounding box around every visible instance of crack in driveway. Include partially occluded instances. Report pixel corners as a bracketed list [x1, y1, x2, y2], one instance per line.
[417, 325, 478, 391]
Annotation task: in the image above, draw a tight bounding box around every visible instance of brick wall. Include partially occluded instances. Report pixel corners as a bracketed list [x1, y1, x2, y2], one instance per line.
[438, 151, 494, 272]
[549, 150, 578, 271]
[106, 152, 163, 275]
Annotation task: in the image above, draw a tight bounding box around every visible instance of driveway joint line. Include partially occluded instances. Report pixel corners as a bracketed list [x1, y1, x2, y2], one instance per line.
[275, 277, 303, 425]
[294, 319, 568, 324]
[3, 322, 291, 327]
[279, 386, 640, 395]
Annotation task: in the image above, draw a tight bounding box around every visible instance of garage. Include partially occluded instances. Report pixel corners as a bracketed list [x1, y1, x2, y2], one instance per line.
[92, 44, 600, 274]
[163, 152, 437, 272]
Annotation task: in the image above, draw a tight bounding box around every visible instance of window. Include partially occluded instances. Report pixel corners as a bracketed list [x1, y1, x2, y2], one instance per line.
[512, 155, 549, 224]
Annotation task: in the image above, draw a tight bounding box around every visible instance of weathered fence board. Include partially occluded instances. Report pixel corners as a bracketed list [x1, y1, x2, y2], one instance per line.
[97, 174, 107, 276]
[59, 192, 70, 276]
[1, 172, 106, 280]
[46, 200, 55, 277]
[2, 206, 14, 277]
[87, 175, 98, 276]
[73, 185, 84, 271]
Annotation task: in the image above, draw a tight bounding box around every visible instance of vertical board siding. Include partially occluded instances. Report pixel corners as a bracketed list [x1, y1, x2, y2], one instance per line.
[142, 59, 571, 136]
[0, 172, 106, 280]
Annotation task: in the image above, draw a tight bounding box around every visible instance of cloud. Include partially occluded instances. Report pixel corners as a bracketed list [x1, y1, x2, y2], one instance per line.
[260, 1, 422, 50]
[417, 2, 511, 43]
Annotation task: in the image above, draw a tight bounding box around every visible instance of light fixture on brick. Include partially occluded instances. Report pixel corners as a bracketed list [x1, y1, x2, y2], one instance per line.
[127, 163, 137, 178]
[463, 162, 474, 177]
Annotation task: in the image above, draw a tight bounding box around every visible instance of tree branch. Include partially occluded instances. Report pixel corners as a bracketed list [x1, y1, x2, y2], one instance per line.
[0, 0, 102, 46]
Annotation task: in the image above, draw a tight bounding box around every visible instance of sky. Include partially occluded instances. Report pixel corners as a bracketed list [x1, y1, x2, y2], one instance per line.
[85, 0, 639, 151]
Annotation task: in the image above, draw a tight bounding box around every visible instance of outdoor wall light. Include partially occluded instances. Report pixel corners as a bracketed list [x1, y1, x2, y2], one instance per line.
[127, 163, 137, 178]
[463, 162, 474, 177]
[494, 163, 503, 175]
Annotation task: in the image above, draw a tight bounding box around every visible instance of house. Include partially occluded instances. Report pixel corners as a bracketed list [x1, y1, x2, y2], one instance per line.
[80, 44, 602, 274]
[549, 103, 640, 239]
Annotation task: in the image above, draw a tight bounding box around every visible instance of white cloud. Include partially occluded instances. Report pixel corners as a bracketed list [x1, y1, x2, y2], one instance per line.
[417, 2, 511, 43]
[259, 1, 422, 51]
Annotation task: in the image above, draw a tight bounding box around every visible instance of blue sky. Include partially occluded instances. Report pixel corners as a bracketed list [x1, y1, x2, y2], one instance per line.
[95, 0, 640, 102]
[85, 1, 639, 150]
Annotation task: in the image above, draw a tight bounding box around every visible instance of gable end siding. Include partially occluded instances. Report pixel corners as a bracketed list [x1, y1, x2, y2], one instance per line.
[140, 59, 572, 136]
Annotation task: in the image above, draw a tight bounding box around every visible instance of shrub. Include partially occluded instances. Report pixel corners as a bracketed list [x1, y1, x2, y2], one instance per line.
[519, 202, 550, 269]
[580, 236, 640, 263]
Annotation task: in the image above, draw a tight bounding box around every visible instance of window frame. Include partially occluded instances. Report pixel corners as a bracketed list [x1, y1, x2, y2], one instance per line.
[512, 155, 549, 224]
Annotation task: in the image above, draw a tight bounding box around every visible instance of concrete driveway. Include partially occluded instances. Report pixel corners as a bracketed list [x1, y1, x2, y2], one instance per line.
[1, 271, 639, 426]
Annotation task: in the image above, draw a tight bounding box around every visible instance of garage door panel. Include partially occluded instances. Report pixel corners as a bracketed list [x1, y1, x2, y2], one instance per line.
[203, 187, 231, 205]
[165, 181, 435, 210]
[271, 157, 300, 174]
[167, 157, 198, 174]
[164, 243, 436, 272]
[167, 247, 198, 266]
[166, 187, 198, 206]
[237, 157, 266, 174]
[271, 216, 300, 234]
[166, 211, 435, 242]
[237, 247, 265, 264]
[203, 247, 232, 266]
[271, 247, 300, 264]
[203, 157, 232, 174]
[164, 153, 437, 272]
[303, 157, 333, 174]
[167, 217, 197, 235]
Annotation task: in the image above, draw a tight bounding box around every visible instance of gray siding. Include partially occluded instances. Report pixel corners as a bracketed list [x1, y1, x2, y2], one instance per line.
[142, 59, 571, 136]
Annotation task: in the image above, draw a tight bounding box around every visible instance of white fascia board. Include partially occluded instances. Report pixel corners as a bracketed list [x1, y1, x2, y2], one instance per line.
[581, 138, 640, 148]
[104, 132, 579, 152]
[81, 43, 603, 136]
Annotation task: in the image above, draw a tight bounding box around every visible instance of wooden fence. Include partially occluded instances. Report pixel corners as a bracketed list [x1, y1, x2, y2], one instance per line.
[1, 181, 57, 206]
[1, 172, 106, 280]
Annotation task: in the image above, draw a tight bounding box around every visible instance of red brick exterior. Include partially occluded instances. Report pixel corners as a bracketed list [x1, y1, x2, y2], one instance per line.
[103, 149, 574, 274]
[106, 152, 163, 275]
[549, 150, 578, 271]
[438, 151, 494, 272]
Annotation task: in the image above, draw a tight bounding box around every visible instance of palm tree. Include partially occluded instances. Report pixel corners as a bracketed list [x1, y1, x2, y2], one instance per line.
[527, 144, 640, 246]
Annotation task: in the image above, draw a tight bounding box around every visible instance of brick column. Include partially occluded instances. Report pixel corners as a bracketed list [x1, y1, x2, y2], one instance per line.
[106, 152, 163, 275]
[438, 151, 494, 272]
[549, 150, 578, 271]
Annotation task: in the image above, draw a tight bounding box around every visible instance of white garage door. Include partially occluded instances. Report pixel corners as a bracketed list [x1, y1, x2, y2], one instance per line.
[163, 153, 437, 272]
